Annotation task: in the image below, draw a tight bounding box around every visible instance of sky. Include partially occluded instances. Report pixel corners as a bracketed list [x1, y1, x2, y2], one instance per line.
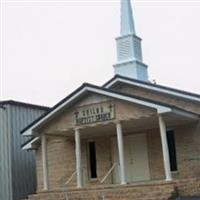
[1, 0, 200, 107]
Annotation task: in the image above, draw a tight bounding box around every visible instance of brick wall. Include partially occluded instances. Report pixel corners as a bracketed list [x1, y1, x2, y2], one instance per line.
[175, 123, 200, 179]
[36, 135, 113, 191]
[47, 137, 76, 189]
[146, 123, 200, 181]
[147, 129, 165, 180]
[93, 137, 112, 184]
[36, 136, 76, 191]
[35, 123, 200, 191]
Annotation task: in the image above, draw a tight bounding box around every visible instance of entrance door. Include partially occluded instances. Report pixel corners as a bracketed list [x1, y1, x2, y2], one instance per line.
[111, 134, 150, 183]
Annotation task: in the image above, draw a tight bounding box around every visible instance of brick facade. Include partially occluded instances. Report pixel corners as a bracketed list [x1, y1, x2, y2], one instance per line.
[29, 84, 200, 199]
[36, 135, 113, 191]
[35, 124, 200, 192]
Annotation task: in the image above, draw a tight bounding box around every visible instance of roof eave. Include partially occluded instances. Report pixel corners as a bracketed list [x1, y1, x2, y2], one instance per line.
[22, 84, 172, 137]
[22, 137, 39, 150]
[104, 76, 200, 102]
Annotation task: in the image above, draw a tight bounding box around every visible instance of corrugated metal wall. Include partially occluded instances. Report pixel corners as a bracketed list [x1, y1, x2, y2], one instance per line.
[0, 103, 47, 200]
[0, 105, 13, 200]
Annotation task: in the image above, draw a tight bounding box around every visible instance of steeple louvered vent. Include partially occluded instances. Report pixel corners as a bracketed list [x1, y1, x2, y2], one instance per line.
[117, 37, 133, 61]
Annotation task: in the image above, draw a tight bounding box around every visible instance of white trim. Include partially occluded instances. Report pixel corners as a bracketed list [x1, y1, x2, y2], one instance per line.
[116, 33, 142, 41]
[75, 128, 83, 188]
[22, 137, 39, 150]
[172, 109, 199, 120]
[86, 87, 171, 114]
[41, 135, 49, 190]
[23, 129, 32, 137]
[158, 114, 172, 181]
[113, 59, 148, 68]
[116, 121, 126, 185]
[22, 87, 89, 136]
[22, 86, 171, 136]
[104, 78, 200, 102]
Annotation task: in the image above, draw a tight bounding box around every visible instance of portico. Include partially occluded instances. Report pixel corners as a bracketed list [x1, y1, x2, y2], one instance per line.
[68, 117, 169, 189]
[37, 98, 198, 190]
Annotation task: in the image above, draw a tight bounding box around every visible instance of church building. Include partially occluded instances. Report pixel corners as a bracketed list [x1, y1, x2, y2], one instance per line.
[22, 1, 200, 199]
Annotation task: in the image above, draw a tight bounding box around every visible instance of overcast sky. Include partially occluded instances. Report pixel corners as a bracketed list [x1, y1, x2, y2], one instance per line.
[1, 0, 200, 107]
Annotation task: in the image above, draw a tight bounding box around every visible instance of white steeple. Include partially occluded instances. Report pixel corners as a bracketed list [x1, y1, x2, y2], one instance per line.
[120, 0, 135, 35]
[113, 0, 149, 81]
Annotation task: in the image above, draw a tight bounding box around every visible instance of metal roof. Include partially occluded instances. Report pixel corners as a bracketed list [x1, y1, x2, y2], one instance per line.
[103, 75, 200, 101]
[0, 100, 50, 111]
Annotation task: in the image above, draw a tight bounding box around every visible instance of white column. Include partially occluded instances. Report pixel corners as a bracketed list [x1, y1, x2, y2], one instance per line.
[158, 114, 172, 181]
[116, 121, 126, 185]
[41, 134, 49, 190]
[75, 128, 83, 188]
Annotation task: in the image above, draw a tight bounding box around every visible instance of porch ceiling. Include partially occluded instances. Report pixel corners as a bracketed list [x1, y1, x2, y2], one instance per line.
[25, 111, 198, 150]
[52, 111, 198, 139]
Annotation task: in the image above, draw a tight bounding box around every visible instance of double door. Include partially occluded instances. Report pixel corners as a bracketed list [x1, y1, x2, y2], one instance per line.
[111, 134, 150, 183]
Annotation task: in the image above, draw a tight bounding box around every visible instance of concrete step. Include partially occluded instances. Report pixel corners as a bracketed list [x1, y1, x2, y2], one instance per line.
[26, 178, 200, 200]
[27, 182, 175, 200]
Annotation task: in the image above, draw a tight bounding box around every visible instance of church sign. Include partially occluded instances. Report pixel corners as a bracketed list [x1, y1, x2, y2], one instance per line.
[74, 102, 115, 125]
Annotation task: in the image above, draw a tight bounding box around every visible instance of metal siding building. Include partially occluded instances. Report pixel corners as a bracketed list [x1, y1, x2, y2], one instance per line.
[0, 101, 49, 200]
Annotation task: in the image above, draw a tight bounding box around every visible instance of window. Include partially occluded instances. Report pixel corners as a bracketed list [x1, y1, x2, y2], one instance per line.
[167, 130, 177, 171]
[88, 142, 97, 178]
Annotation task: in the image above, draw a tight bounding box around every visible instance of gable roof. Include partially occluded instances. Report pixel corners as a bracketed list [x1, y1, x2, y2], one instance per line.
[21, 82, 200, 150]
[22, 82, 187, 136]
[103, 75, 200, 102]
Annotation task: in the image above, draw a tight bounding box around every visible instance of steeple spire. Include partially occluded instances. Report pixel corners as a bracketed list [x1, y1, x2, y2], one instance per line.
[113, 0, 149, 81]
[121, 0, 135, 35]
